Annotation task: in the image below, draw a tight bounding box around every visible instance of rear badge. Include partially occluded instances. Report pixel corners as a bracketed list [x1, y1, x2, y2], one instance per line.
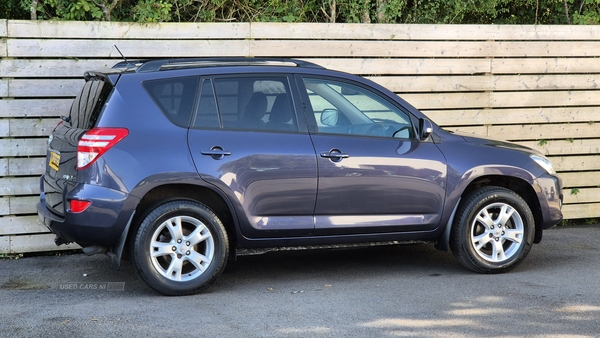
[49, 151, 60, 171]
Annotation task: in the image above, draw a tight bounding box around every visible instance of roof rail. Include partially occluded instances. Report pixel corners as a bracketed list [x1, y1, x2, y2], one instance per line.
[135, 58, 324, 73]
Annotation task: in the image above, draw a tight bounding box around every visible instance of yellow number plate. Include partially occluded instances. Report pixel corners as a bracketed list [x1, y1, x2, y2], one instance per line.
[49, 151, 60, 171]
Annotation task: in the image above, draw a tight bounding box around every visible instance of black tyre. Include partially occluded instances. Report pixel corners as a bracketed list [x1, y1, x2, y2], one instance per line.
[132, 200, 229, 295]
[450, 186, 535, 274]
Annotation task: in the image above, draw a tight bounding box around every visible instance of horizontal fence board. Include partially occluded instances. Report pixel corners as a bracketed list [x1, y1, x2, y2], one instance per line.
[553, 156, 600, 172]
[0, 19, 6, 37]
[403, 90, 600, 109]
[516, 139, 600, 156]
[12, 57, 598, 78]
[8, 21, 600, 41]
[314, 57, 600, 76]
[0, 177, 40, 196]
[3, 118, 59, 137]
[0, 236, 8, 254]
[307, 58, 491, 75]
[8, 158, 46, 176]
[8, 20, 251, 39]
[0, 79, 7, 97]
[0, 159, 6, 176]
[0, 99, 72, 118]
[373, 74, 600, 93]
[5, 196, 39, 215]
[486, 123, 600, 141]
[490, 90, 600, 108]
[8, 39, 250, 58]
[251, 23, 600, 41]
[0, 197, 9, 215]
[402, 92, 488, 110]
[1, 233, 81, 254]
[0, 138, 48, 157]
[425, 107, 600, 126]
[558, 172, 600, 188]
[563, 188, 600, 204]
[250, 41, 600, 58]
[1, 59, 114, 78]
[492, 58, 600, 74]
[0, 120, 7, 136]
[7, 79, 82, 98]
[562, 203, 600, 220]
[0, 216, 46, 235]
[0, 38, 5, 58]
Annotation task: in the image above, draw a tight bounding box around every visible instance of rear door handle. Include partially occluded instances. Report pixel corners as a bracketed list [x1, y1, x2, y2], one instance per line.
[201, 146, 231, 160]
[320, 149, 349, 162]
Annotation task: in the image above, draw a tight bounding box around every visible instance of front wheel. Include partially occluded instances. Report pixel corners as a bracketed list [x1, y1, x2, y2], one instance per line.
[132, 200, 229, 295]
[450, 187, 535, 274]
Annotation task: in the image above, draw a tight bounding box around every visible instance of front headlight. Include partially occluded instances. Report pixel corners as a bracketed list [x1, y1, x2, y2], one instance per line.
[530, 154, 556, 175]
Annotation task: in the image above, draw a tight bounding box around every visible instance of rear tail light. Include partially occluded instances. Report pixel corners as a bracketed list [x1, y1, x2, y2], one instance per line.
[77, 128, 129, 169]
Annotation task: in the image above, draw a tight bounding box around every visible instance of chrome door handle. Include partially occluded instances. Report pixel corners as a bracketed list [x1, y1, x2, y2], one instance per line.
[320, 149, 349, 162]
[201, 146, 231, 160]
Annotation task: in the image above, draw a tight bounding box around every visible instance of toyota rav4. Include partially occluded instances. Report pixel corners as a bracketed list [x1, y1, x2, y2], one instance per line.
[37, 58, 563, 295]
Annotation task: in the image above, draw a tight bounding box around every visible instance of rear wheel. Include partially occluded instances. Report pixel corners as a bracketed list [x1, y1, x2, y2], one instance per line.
[132, 200, 229, 295]
[450, 186, 535, 273]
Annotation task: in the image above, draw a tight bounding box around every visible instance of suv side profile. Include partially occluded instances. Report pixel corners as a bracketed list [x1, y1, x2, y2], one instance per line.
[37, 58, 563, 295]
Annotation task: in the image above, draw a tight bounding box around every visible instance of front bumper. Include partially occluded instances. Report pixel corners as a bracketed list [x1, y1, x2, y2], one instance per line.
[534, 173, 563, 229]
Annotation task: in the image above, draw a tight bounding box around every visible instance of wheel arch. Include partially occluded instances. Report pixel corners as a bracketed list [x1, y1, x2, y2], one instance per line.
[436, 174, 543, 251]
[125, 183, 239, 257]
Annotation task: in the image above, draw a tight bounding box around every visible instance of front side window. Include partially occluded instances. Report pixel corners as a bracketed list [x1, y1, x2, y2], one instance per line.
[302, 77, 414, 138]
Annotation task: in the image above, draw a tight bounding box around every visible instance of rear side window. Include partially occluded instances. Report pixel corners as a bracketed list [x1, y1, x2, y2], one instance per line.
[143, 76, 199, 127]
[201, 76, 297, 132]
[70, 79, 112, 130]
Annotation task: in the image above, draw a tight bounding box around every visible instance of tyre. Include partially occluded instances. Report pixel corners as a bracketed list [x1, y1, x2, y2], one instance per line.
[132, 200, 229, 295]
[450, 186, 535, 274]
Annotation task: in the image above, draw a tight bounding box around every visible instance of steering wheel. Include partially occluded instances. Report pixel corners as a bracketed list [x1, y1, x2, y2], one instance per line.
[365, 123, 387, 136]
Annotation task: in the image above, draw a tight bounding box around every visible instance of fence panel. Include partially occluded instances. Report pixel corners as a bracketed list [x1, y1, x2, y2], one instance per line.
[1, 19, 599, 254]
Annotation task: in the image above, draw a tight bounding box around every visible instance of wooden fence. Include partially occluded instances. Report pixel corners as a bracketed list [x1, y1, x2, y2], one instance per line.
[1, 20, 599, 254]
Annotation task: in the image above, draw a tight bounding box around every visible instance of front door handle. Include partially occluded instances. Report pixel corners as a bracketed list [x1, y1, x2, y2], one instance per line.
[320, 149, 349, 162]
[201, 146, 231, 160]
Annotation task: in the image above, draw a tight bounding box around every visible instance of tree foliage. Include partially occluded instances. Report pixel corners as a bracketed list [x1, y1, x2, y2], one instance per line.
[2, 0, 600, 24]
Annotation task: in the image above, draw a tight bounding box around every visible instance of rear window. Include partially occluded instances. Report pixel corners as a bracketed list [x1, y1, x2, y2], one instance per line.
[70, 79, 113, 130]
[143, 76, 199, 127]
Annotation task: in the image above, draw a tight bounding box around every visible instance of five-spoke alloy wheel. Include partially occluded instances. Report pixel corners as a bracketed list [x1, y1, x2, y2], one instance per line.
[132, 200, 229, 296]
[450, 186, 535, 273]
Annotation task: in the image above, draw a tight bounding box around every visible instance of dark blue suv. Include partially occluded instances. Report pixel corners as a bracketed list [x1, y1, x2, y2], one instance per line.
[37, 58, 563, 295]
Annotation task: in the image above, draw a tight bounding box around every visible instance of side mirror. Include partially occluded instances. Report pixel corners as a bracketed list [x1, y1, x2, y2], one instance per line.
[321, 109, 339, 126]
[419, 118, 433, 140]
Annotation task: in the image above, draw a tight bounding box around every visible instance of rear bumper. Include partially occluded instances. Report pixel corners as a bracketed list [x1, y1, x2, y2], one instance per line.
[37, 175, 139, 248]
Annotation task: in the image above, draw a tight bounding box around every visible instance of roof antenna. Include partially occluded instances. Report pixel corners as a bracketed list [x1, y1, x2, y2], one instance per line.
[113, 45, 129, 64]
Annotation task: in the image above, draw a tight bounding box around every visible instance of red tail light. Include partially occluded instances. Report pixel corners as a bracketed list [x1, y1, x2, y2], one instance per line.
[77, 128, 129, 169]
[70, 200, 92, 213]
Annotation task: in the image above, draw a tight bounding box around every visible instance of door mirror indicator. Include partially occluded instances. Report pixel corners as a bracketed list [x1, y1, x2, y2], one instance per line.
[419, 118, 433, 140]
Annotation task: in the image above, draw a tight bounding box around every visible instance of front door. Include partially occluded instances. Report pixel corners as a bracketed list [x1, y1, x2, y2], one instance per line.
[298, 76, 447, 235]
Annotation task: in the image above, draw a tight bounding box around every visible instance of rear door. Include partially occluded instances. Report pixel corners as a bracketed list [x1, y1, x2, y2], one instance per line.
[187, 75, 318, 238]
[43, 78, 112, 216]
[297, 76, 447, 235]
